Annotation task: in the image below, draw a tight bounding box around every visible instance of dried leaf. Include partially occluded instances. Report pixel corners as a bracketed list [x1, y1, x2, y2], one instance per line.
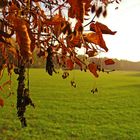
[96, 7, 102, 17]
[88, 63, 98, 77]
[103, 9, 107, 17]
[87, 50, 98, 57]
[66, 58, 74, 70]
[67, 32, 81, 48]
[74, 20, 83, 33]
[0, 97, 4, 107]
[6, 12, 32, 62]
[61, 21, 72, 35]
[46, 47, 54, 76]
[90, 22, 117, 35]
[104, 59, 115, 65]
[51, 14, 66, 37]
[67, 0, 92, 22]
[71, 80, 76, 88]
[84, 32, 108, 52]
[91, 4, 96, 13]
[68, 0, 84, 22]
[102, 0, 109, 5]
[62, 72, 69, 79]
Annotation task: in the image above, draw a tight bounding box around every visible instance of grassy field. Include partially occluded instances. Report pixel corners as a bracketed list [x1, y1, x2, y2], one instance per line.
[0, 69, 140, 140]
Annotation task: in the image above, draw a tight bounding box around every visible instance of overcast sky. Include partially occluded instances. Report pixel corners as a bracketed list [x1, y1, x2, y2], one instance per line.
[98, 0, 140, 62]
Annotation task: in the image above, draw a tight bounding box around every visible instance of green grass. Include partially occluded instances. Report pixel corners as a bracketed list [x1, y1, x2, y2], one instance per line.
[1, 69, 140, 140]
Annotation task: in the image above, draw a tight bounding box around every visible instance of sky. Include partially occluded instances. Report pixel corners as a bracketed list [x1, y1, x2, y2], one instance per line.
[98, 0, 140, 62]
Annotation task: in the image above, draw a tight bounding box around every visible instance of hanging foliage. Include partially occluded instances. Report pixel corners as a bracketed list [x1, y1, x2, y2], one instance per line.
[0, 0, 120, 127]
[104, 59, 115, 65]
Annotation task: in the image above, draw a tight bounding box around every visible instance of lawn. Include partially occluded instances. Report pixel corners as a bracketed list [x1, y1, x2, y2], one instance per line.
[0, 69, 140, 140]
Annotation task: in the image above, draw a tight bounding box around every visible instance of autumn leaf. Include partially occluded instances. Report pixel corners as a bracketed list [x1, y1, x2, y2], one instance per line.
[74, 20, 83, 33]
[68, 0, 83, 22]
[84, 32, 108, 52]
[67, 32, 82, 48]
[61, 21, 72, 35]
[6, 12, 32, 62]
[62, 72, 69, 79]
[46, 47, 54, 76]
[82, 0, 92, 17]
[91, 4, 96, 13]
[66, 58, 74, 70]
[16, 21, 32, 61]
[90, 22, 117, 35]
[88, 63, 99, 77]
[96, 7, 103, 17]
[104, 59, 115, 65]
[102, 0, 109, 5]
[87, 50, 98, 57]
[8, 1, 19, 11]
[0, 97, 4, 107]
[103, 9, 107, 17]
[51, 14, 65, 37]
[68, 0, 92, 22]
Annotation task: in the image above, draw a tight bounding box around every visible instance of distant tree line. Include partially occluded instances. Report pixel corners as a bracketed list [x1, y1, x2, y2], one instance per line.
[31, 53, 140, 71]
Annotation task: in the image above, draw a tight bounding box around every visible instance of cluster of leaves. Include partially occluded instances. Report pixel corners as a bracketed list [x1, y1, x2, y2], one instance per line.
[0, 0, 120, 108]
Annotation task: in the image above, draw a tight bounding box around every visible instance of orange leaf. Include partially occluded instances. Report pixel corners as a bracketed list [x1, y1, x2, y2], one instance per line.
[0, 97, 4, 107]
[7, 16, 32, 62]
[67, 32, 81, 48]
[90, 22, 117, 35]
[104, 59, 115, 65]
[66, 58, 74, 70]
[84, 32, 108, 52]
[88, 63, 98, 77]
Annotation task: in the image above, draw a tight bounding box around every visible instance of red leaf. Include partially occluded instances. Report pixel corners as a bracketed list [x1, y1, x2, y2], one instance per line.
[104, 59, 115, 65]
[66, 58, 74, 70]
[0, 97, 4, 107]
[88, 63, 98, 77]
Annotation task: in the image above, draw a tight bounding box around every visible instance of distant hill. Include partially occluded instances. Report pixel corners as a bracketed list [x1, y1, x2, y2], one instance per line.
[89, 57, 140, 71]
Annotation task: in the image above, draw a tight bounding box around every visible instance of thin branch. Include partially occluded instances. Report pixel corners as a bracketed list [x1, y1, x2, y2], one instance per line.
[83, 14, 96, 27]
